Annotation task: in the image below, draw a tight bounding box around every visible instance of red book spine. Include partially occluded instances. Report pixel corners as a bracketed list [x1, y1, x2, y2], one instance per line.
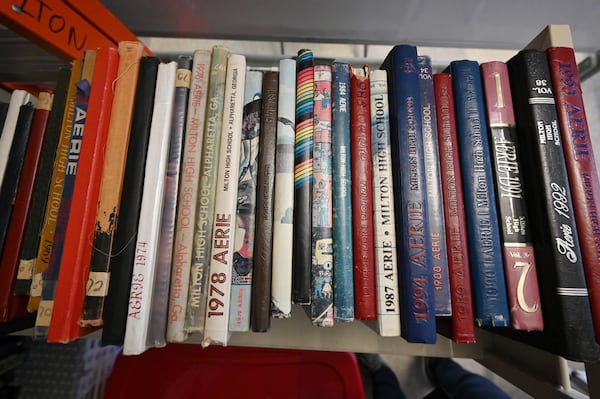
[547, 46, 600, 343]
[433, 73, 476, 343]
[47, 47, 119, 343]
[481, 61, 543, 331]
[349, 65, 376, 320]
[0, 95, 51, 322]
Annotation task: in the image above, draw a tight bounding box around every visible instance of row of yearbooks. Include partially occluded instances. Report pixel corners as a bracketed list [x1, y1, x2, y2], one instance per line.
[0, 26, 599, 362]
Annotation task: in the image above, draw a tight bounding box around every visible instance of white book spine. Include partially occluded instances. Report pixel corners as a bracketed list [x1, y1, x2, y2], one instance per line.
[369, 70, 401, 337]
[228, 70, 263, 332]
[201, 54, 246, 347]
[166, 50, 211, 343]
[123, 62, 177, 355]
[271, 58, 296, 318]
[0, 90, 35, 188]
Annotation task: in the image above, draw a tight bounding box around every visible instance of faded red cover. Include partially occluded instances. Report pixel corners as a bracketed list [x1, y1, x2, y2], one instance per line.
[47, 47, 119, 343]
[548, 46, 600, 343]
[481, 61, 543, 331]
[0, 94, 52, 322]
[433, 73, 475, 343]
[349, 65, 376, 320]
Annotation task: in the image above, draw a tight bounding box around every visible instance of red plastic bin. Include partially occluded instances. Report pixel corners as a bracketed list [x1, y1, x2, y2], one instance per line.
[104, 344, 366, 399]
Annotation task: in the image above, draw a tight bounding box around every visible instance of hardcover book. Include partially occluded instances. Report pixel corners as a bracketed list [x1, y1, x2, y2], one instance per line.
[368, 69, 400, 336]
[11, 92, 53, 298]
[50, 48, 120, 342]
[17, 68, 70, 298]
[433, 73, 476, 343]
[418, 56, 451, 317]
[148, 55, 192, 349]
[37, 53, 93, 338]
[331, 60, 354, 322]
[449, 59, 510, 328]
[507, 49, 600, 361]
[98, 56, 159, 345]
[46, 50, 97, 343]
[0, 102, 36, 322]
[547, 46, 600, 344]
[292, 49, 314, 305]
[86, 42, 144, 328]
[167, 49, 211, 343]
[29, 61, 81, 314]
[229, 69, 262, 333]
[0, 89, 34, 189]
[310, 64, 334, 327]
[382, 46, 436, 342]
[123, 61, 177, 356]
[0, 102, 36, 260]
[186, 45, 229, 334]
[201, 53, 246, 347]
[251, 70, 277, 332]
[349, 65, 376, 321]
[480, 61, 544, 331]
[271, 58, 296, 319]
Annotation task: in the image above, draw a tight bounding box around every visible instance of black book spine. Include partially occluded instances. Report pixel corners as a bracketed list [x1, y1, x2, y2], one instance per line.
[507, 49, 600, 362]
[251, 71, 278, 332]
[0, 103, 36, 256]
[99, 57, 160, 345]
[16, 68, 71, 296]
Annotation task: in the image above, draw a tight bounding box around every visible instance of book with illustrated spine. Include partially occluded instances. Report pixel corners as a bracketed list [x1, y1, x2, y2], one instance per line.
[310, 64, 334, 327]
[186, 46, 229, 334]
[123, 61, 177, 356]
[201, 53, 246, 347]
[229, 70, 262, 333]
[331, 61, 354, 322]
[271, 58, 296, 319]
[368, 69, 400, 336]
[293, 49, 314, 305]
[167, 49, 211, 343]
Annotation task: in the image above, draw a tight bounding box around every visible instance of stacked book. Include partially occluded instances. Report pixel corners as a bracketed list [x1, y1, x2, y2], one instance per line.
[0, 35, 599, 362]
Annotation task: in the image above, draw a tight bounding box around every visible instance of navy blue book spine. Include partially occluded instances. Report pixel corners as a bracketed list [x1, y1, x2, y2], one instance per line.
[331, 61, 354, 322]
[449, 60, 510, 327]
[418, 56, 451, 317]
[381, 45, 436, 343]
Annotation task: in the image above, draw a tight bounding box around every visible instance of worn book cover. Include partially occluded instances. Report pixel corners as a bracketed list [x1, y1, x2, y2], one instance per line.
[382, 46, 436, 343]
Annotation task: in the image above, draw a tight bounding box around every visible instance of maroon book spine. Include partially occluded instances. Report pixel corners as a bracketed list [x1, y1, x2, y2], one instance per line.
[548, 46, 600, 343]
[349, 65, 376, 320]
[433, 73, 476, 343]
[480, 61, 544, 331]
